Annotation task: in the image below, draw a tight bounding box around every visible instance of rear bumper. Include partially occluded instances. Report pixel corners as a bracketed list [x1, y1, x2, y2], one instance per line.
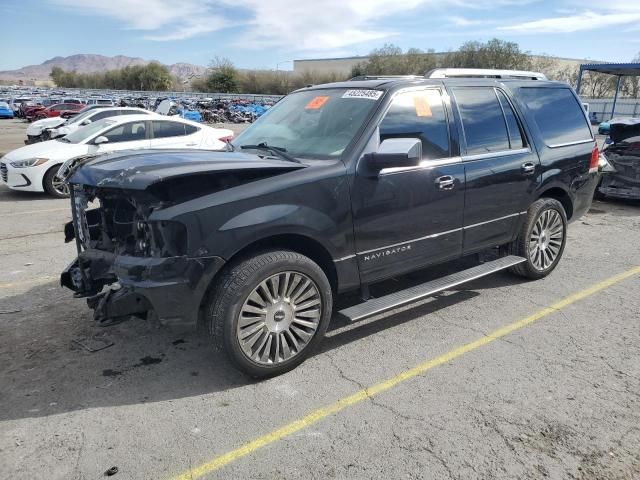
[61, 250, 226, 328]
[599, 172, 640, 200]
[570, 173, 599, 221]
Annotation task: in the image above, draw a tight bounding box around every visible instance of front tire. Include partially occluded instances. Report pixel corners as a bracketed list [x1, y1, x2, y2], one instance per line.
[205, 250, 333, 378]
[43, 166, 69, 198]
[508, 198, 567, 279]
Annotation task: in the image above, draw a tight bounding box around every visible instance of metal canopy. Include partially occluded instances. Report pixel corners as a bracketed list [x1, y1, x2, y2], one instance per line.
[576, 63, 640, 120]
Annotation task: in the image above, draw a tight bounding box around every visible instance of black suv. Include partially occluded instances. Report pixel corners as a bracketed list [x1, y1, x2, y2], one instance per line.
[60, 72, 599, 377]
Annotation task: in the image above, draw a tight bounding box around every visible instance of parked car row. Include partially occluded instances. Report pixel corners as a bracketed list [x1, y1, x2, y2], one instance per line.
[1, 108, 233, 197]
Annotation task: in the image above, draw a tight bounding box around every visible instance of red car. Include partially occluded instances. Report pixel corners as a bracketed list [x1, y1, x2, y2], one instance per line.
[32, 103, 84, 121]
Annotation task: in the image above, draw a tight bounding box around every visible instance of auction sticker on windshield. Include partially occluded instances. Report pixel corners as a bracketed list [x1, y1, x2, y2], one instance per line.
[342, 90, 383, 100]
[305, 96, 330, 109]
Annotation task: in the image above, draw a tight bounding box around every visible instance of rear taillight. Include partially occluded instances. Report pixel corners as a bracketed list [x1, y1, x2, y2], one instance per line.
[219, 135, 234, 143]
[589, 145, 599, 172]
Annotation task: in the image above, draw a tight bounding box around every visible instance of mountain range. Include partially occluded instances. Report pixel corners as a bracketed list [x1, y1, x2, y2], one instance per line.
[0, 54, 208, 82]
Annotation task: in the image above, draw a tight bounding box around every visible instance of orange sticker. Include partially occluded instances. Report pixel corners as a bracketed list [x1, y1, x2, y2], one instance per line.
[413, 95, 432, 117]
[305, 96, 329, 109]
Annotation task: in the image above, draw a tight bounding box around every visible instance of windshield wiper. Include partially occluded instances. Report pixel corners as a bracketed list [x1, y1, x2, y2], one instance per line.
[240, 142, 302, 164]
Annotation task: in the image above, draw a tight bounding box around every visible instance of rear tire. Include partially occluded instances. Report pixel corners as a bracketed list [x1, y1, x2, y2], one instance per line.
[508, 198, 567, 279]
[204, 250, 332, 378]
[43, 165, 69, 198]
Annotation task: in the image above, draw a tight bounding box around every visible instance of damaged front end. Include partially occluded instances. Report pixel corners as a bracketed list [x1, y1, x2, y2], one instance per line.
[58, 148, 306, 326]
[61, 184, 223, 327]
[599, 118, 640, 200]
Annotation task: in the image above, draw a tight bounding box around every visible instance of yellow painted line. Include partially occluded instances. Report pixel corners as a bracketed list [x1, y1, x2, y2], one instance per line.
[0, 207, 69, 218]
[169, 266, 640, 480]
[0, 276, 57, 289]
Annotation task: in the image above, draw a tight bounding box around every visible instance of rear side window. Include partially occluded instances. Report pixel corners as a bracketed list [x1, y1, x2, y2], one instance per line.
[379, 89, 450, 159]
[185, 124, 200, 135]
[519, 87, 592, 146]
[91, 110, 118, 121]
[153, 121, 187, 138]
[452, 87, 510, 155]
[120, 110, 147, 117]
[496, 90, 525, 149]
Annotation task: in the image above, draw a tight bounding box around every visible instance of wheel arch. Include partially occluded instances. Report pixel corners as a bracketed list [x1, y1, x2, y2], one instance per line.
[537, 186, 574, 220]
[198, 233, 339, 323]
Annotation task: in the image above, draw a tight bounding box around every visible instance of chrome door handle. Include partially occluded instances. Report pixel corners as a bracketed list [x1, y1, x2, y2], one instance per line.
[521, 162, 536, 175]
[435, 175, 455, 190]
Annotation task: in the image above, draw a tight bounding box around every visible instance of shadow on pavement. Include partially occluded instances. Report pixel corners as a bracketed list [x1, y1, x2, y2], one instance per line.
[0, 256, 526, 422]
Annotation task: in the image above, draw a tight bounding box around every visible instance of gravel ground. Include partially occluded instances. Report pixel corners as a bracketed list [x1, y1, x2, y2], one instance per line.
[0, 118, 639, 480]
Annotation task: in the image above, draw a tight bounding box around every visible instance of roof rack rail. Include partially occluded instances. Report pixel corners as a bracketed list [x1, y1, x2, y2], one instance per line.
[349, 75, 421, 81]
[426, 68, 547, 80]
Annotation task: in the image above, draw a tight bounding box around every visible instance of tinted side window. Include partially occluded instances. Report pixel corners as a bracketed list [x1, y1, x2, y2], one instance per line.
[519, 87, 592, 146]
[379, 89, 450, 159]
[91, 110, 118, 121]
[120, 110, 147, 116]
[185, 124, 199, 135]
[101, 121, 147, 143]
[496, 90, 525, 149]
[153, 121, 187, 138]
[452, 87, 509, 155]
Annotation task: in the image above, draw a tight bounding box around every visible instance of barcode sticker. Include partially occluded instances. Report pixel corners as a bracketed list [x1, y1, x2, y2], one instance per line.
[342, 89, 383, 100]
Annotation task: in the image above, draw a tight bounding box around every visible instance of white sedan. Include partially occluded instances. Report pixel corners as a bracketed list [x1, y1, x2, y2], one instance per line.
[25, 106, 152, 143]
[1, 114, 233, 197]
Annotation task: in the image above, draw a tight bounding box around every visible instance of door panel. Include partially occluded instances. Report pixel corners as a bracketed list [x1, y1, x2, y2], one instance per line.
[353, 163, 464, 282]
[449, 86, 540, 254]
[351, 88, 464, 284]
[462, 150, 537, 250]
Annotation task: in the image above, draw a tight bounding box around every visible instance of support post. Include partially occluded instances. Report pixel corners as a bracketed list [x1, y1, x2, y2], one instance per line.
[575, 66, 584, 95]
[611, 75, 623, 120]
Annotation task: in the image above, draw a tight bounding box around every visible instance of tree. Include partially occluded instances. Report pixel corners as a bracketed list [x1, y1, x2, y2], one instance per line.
[205, 57, 239, 93]
[48, 63, 174, 91]
[442, 38, 532, 70]
[351, 44, 437, 76]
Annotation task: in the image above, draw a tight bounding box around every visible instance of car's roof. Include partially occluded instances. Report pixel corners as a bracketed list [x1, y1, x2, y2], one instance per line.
[299, 77, 567, 93]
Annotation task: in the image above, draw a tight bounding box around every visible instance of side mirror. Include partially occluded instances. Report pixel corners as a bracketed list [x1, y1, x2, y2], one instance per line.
[93, 135, 109, 145]
[362, 138, 422, 174]
[81, 119, 92, 126]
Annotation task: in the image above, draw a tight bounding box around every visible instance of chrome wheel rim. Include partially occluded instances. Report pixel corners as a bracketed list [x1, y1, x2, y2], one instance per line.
[51, 176, 69, 196]
[236, 271, 322, 365]
[529, 209, 563, 270]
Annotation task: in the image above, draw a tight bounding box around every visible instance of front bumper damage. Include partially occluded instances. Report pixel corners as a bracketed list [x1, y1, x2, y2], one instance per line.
[60, 184, 225, 327]
[61, 251, 224, 327]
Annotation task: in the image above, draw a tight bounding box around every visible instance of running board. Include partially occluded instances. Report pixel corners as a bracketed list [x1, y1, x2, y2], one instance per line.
[338, 255, 526, 322]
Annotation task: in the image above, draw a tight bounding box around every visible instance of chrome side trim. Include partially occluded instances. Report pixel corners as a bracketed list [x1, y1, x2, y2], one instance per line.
[462, 148, 530, 162]
[547, 139, 594, 148]
[463, 212, 523, 230]
[379, 156, 462, 175]
[333, 254, 356, 263]
[357, 227, 462, 256]
[354, 211, 528, 256]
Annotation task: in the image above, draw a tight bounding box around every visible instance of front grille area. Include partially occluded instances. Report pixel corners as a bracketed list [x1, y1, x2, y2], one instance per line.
[0, 162, 7, 183]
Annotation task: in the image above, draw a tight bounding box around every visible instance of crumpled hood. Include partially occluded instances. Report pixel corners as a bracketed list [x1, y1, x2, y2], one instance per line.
[67, 149, 307, 190]
[26, 117, 66, 136]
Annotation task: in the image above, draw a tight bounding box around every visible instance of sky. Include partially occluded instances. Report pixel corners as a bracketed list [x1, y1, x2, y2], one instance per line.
[2, 0, 640, 71]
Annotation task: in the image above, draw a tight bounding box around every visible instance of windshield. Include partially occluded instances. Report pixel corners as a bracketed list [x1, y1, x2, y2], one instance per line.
[67, 108, 98, 125]
[62, 118, 116, 144]
[231, 88, 383, 159]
